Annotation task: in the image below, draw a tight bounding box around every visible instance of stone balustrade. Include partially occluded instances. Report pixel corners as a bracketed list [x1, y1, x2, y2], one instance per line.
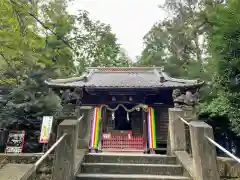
[168, 107, 220, 180]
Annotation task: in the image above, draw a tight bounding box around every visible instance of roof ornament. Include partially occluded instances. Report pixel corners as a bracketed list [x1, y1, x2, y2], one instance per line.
[160, 66, 164, 72]
[159, 67, 166, 83]
[83, 76, 88, 82]
[82, 72, 88, 82]
[159, 75, 165, 83]
[172, 89, 200, 108]
[153, 68, 165, 83]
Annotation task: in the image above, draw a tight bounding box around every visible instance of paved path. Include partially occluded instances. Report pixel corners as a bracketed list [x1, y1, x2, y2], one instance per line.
[0, 163, 33, 180]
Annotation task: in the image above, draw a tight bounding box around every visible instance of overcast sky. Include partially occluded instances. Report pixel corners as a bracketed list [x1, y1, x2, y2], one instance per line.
[68, 0, 166, 60]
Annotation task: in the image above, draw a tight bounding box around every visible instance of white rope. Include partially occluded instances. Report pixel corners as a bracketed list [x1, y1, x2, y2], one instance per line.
[102, 104, 149, 112]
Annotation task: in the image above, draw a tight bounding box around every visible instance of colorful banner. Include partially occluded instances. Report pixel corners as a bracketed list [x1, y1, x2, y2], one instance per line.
[147, 107, 157, 149]
[90, 106, 102, 149]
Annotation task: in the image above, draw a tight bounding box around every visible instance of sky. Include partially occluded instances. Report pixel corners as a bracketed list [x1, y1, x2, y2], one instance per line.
[67, 0, 166, 60]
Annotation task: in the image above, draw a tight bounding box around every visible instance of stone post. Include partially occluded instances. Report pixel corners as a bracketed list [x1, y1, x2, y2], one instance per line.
[182, 107, 197, 155]
[76, 106, 93, 148]
[181, 107, 197, 121]
[52, 119, 79, 180]
[189, 121, 220, 180]
[168, 108, 187, 154]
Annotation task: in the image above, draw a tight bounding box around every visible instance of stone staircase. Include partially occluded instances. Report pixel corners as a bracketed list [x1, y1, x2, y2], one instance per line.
[76, 153, 191, 180]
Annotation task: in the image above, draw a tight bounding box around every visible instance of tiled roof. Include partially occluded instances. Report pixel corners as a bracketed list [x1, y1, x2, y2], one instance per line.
[45, 67, 204, 89]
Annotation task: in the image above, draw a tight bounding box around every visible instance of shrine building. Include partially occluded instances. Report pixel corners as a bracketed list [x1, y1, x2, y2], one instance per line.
[45, 67, 203, 153]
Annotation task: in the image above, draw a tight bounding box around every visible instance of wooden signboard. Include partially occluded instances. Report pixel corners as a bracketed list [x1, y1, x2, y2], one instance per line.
[5, 131, 25, 153]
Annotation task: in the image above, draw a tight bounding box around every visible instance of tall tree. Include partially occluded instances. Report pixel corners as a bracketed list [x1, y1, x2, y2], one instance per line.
[73, 10, 130, 72]
[139, 0, 209, 78]
[0, 0, 132, 152]
[201, 0, 240, 134]
[39, 0, 76, 76]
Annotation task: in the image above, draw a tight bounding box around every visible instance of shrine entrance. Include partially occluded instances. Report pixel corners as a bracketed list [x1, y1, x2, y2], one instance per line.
[114, 106, 132, 131]
[101, 104, 145, 152]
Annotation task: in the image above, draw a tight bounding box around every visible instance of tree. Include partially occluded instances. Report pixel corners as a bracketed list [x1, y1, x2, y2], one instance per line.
[138, 0, 210, 79]
[201, 0, 240, 134]
[38, 0, 76, 76]
[0, 0, 75, 152]
[116, 48, 133, 67]
[73, 10, 130, 72]
[0, 0, 132, 152]
[0, 0, 43, 78]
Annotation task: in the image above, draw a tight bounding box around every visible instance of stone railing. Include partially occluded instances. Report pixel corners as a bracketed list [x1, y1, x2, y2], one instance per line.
[168, 108, 220, 180]
[19, 115, 84, 180]
[168, 107, 240, 180]
[51, 117, 81, 180]
[0, 106, 93, 180]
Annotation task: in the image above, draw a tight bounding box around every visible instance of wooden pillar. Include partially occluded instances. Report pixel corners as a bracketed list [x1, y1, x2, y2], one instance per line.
[189, 121, 220, 180]
[142, 109, 147, 153]
[52, 119, 79, 180]
[168, 108, 186, 154]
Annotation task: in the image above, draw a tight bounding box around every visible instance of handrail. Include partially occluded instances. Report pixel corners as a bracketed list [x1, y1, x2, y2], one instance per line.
[205, 136, 240, 164]
[77, 114, 84, 122]
[34, 133, 67, 167]
[34, 116, 83, 168]
[178, 116, 240, 164]
[178, 116, 190, 125]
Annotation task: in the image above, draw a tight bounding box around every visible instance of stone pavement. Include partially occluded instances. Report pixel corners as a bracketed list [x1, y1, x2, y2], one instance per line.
[0, 163, 33, 180]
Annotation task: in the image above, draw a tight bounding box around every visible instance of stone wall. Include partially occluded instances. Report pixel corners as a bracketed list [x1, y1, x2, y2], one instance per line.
[218, 157, 240, 179]
[0, 153, 53, 180]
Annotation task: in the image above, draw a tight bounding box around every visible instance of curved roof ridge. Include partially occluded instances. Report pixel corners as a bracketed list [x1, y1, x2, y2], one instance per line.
[45, 69, 95, 85]
[45, 76, 84, 85]
[160, 71, 203, 84]
[87, 66, 164, 71]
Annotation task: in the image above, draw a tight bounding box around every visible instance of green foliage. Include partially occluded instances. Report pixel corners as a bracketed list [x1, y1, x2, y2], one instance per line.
[0, 73, 62, 127]
[204, 0, 240, 134]
[138, 0, 207, 79]
[0, 0, 132, 134]
[72, 10, 130, 72]
[139, 0, 240, 135]
[39, 0, 76, 75]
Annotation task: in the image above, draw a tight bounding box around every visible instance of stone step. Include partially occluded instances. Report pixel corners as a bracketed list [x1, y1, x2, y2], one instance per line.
[81, 163, 183, 176]
[76, 173, 191, 180]
[85, 153, 176, 164]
